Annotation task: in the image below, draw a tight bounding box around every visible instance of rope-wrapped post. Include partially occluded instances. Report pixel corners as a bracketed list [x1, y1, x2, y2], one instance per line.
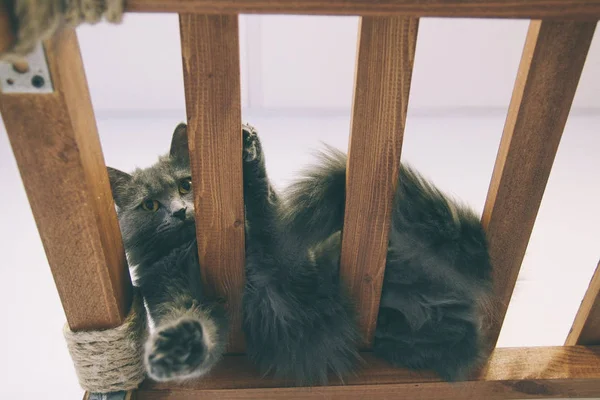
[64, 293, 148, 393]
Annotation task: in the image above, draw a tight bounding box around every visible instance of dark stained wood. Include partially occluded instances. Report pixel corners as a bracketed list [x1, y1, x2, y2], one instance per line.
[179, 14, 246, 353]
[126, 0, 600, 19]
[0, 29, 131, 331]
[137, 346, 600, 399]
[0, 1, 14, 54]
[566, 260, 600, 345]
[340, 16, 418, 348]
[481, 20, 597, 347]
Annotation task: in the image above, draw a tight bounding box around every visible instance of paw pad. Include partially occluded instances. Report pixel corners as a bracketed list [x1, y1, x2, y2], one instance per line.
[146, 318, 205, 381]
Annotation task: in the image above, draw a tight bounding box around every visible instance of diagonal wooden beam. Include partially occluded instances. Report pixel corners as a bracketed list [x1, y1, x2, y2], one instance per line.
[340, 16, 418, 348]
[0, 28, 131, 332]
[482, 20, 597, 347]
[179, 13, 246, 353]
[566, 260, 600, 346]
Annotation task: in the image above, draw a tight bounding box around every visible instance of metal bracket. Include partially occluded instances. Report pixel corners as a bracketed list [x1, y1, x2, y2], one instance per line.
[0, 43, 54, 93]
[87, 392, 129, 400]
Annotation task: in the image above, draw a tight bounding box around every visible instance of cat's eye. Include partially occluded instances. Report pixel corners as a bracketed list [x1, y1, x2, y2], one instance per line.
[179, 178, 192, 194]
[141, 199, 160, 212]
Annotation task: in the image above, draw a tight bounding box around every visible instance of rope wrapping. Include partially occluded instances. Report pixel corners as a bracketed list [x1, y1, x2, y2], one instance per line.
[1, 0, 124, 62]
[64, 292, 147, 393]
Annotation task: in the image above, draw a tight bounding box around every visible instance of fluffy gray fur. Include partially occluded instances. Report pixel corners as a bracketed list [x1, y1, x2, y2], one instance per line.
[241, 126, 361, 386]
[282, 145, 494, 381]
[107, 123, 492, 384]
[107, 124, 227, 382]
[107, 124, 360, 386]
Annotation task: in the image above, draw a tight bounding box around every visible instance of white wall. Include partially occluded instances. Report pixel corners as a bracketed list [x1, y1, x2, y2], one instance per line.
[77, 14, 600, 114]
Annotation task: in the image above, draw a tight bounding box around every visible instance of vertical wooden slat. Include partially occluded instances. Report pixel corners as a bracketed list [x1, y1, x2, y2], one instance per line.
[340, 16, 418, 348]
[566, 261, 600, 345]
[482, 20, 596, 347]
[179, 14, 245, 353]
[0, 29, 131, 330]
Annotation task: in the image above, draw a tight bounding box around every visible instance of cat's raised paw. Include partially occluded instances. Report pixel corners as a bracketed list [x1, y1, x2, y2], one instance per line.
[242, 124, 262, 163]
[145, 318, 206, 381]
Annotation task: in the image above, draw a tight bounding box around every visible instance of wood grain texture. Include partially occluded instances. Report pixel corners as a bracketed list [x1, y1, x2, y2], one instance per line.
[566, 260, 600, 345]
[482, 20, 596, 347]
[0, 1, 14, 54]
[0, 29, 131, 331]
[126, 0, 600, 19]
[179, 14, 245, 353]
[137, 346, 600, 399]
[340, 16, 417, 348]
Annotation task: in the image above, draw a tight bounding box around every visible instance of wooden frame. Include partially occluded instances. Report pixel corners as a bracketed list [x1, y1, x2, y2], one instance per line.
[0, 1, 598, 399]
[137, 346, 600, 399]
[125, 0, 600, 19]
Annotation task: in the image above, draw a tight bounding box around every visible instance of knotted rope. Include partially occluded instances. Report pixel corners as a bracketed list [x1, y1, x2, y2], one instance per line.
[63, 291, 147, 393]
[1, 0, 124, 62]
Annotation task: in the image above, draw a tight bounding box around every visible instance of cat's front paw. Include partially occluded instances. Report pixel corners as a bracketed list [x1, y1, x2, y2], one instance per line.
[145, 318, 205, 381]
[242, 124, 262, 163]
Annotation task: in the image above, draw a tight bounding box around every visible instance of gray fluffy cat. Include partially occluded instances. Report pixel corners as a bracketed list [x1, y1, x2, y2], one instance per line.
[235, 127, 493, 383]
[283, 145, 494, 381]
[107, 124, 227, 382]
[107, 124, 493, 384]
[107, 124, 361, 385]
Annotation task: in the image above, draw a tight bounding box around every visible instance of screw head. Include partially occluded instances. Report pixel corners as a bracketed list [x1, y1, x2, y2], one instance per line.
[31, 75, 45, 88]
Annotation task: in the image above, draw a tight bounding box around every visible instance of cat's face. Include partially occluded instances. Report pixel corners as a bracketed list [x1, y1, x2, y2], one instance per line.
[108, 123, 196, 265]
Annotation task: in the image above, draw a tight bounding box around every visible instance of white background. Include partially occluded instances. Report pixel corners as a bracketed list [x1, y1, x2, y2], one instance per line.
[0, 14, 599, 399]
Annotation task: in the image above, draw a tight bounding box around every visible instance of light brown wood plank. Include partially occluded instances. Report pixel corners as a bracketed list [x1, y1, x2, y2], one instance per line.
[0, 1, 14, 54]
[0, 29, 131, 331]
[482, 20, 596, 347]
[126, 0, 600, 19]
[137, 346, 600, 399]
[566, 260, 600, 345]
[340, 16, 418, 348]
[179, 14, 245, 353]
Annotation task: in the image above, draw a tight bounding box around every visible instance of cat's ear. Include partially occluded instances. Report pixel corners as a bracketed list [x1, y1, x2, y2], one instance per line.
[170, 123, 190, 165]
[107, 167, 132, 208]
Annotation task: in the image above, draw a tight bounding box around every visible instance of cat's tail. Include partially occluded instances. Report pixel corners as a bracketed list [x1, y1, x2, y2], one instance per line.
[283, 144, 347, 245]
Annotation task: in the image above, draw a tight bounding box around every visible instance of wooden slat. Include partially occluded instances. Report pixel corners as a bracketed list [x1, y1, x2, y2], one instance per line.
[482, 20, 596, 347]
[126, 0, 600, 19]
[0, 29, 131, 331]
[339, 16, 417, 348]
[137, 345, 600, 399]
[566, 260, 600, 345]
[179, 14, 246, 353]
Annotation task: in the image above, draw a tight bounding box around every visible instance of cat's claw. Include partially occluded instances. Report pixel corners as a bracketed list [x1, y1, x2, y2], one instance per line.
[242, 124, 262, 163]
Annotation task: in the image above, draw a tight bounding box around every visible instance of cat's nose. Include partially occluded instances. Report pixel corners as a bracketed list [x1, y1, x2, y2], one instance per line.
[172, 207, 187, 221]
